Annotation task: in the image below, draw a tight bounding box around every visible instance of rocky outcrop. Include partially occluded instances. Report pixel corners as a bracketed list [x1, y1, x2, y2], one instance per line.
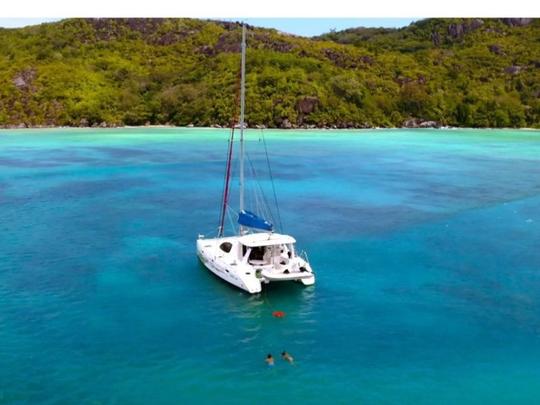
[207, 24, 297, 55]
[505, 65, 523, 75]
[323, 48, 350, 68]
[84, 19, 193, 45]
[447, 24, 464, 39]
[296, 96, 319, 125]
[403, 118, 441, 128]
[322, 49, 371, 69]
[488, 44, 505, 55]
[280, 118, 292, 129]
[13, 68, 36, 91]
[470, 19, 485, 30]
[297, 96, 318, 114]
[214, 32, 241, 53]
[418, 120, 442, 128]
[501, 18, 533, 27]
[403, 118, 417, 128]
[77, 118, 121, 128]
[447, 19, 484, 40]
[359, 55, 374, 65]
[253, 32, 295, 53]
[214, 20, 254, 32]
[431, 31, 441, 46]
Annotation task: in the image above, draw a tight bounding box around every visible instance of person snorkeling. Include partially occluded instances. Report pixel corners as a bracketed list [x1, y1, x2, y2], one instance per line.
[281, 351, 294, 364]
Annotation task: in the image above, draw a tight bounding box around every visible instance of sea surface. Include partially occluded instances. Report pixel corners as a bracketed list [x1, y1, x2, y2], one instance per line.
[1, 128, 540, 404]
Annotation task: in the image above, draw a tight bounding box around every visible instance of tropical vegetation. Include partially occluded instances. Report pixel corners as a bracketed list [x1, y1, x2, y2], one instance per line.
[0, 18, 538, 128]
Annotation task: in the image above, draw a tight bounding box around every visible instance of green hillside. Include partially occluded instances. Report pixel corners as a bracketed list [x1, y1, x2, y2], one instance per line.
[0, 18, 539, 128]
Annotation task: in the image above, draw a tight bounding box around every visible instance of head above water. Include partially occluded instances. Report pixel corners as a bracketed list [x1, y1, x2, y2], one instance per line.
[267, 354, 273, 358]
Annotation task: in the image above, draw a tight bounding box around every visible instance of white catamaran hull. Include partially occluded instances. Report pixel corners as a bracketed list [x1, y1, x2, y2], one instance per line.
[197, 233, 315, 294]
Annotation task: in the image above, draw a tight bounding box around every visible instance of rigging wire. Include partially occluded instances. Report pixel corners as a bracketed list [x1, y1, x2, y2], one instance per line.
[226, 205, 238, 235]
[260, 129, 283, 232]
[217, 61, 243, 236]
[218, 127, 235, 237]
[246, 151, 275, 229]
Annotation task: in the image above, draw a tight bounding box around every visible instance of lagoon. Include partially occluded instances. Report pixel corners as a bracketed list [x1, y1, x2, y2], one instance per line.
[1, 128, 540, 403]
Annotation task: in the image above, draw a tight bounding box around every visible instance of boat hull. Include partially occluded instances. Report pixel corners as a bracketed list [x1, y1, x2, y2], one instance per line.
[196, 235, 315, 294]
[197, 248, 262, 294]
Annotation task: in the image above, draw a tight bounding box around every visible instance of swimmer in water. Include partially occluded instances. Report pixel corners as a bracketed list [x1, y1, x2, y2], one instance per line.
[265, 354, 274, 366]
[281, 351, 294, 364]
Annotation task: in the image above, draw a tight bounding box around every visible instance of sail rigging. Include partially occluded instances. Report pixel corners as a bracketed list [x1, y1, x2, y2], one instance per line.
[217, 24, 277, 236]
[239, 24, 247, 234]
[218, 129, 234, 237]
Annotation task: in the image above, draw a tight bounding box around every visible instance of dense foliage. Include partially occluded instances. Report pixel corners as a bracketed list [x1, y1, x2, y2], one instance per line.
[0, 18, 539, 128]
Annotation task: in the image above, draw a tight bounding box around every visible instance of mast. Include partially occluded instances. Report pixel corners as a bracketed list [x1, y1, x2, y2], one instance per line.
[239, 24, 246, 234]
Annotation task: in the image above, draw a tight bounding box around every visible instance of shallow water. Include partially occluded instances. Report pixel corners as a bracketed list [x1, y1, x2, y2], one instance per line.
[1, 128, 540, 404]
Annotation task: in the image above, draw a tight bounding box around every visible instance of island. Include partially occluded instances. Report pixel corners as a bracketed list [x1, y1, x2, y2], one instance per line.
[0, 18, 538, 129]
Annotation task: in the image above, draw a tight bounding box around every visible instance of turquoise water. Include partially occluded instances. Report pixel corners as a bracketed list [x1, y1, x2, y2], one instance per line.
[1, 128, 540, 404]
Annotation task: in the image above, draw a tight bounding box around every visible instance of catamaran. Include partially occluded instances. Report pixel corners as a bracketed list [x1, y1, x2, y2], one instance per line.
[196, 25, 316, 294]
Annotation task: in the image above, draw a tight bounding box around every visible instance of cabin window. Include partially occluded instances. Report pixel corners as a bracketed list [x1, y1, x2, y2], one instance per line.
[249, 246, 265, 261]
[286, 243, 295, 258]
[219, 242, 232, 253]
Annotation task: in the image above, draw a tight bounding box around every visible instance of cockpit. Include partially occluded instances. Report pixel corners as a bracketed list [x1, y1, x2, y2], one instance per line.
[243, 243, 295, 266]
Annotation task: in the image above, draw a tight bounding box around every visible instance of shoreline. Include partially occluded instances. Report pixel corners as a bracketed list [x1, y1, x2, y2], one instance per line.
[1, 125, 539, 131]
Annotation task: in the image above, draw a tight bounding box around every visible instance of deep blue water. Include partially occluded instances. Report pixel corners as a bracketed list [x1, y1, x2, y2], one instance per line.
[1, 128, 540, 404]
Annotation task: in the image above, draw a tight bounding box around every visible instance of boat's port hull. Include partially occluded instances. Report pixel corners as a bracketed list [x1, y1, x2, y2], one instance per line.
[197, 250, 262, 294]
